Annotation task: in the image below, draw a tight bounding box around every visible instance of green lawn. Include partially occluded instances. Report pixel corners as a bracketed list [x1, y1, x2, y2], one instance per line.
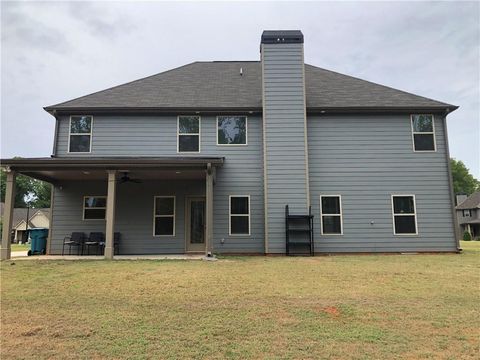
[10, 243, 30, 252]
[1, 242, 479, 359]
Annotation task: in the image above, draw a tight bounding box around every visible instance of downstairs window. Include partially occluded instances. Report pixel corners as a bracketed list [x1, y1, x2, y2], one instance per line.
[320, 195, 343, 235]
[154, 196, 175, 236]
[229, 196, 250, 235]
[392, 195, 417, 235]
[83, 196, 106, 220]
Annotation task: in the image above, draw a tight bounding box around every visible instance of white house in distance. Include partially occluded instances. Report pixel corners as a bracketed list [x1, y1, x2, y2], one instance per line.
[455, 192, 480, 239]
[0, 203, 50, 243]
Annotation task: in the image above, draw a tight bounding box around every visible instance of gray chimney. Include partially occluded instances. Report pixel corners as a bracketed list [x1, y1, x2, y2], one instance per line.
[456, 194, 468, 206]
[261, 30, 309, 253]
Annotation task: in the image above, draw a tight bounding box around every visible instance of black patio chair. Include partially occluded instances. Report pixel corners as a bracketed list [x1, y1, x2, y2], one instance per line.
[84, 232, 105, 255]
[114, 232, 121, 255]
[62, 232, 85, 255]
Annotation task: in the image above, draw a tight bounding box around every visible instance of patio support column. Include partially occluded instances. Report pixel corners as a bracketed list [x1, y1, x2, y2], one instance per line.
[205, 164, 214, 255]
[104, 170, 117, 259]
[1, 171, 16, 260]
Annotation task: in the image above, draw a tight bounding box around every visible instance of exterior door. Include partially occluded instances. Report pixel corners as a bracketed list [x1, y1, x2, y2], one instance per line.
[186, 197, 206, 252]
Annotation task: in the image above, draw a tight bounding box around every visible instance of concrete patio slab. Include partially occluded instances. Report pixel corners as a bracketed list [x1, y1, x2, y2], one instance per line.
[11, 251, 28, 258]
[9, 254, 205, 261]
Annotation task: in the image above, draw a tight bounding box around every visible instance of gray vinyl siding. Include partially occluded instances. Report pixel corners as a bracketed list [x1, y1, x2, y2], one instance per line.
[52, 115, 264, 254]
[261, 43, 309, 253]
[308, 114, 457, 252]
[50, 180, 204, 254]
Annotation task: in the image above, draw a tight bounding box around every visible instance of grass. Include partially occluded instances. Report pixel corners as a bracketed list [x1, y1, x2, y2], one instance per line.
[1, 242, 479, 359]
[10, 243, 30, 252]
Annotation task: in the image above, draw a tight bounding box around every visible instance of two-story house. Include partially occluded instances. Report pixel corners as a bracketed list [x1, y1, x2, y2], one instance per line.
[455, 192, 480, 239]
[1, 30, 459, 259]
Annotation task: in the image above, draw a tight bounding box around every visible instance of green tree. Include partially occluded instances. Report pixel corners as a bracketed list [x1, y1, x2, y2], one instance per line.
[450, 158, 480, 195]
[0, 169, 51, 208]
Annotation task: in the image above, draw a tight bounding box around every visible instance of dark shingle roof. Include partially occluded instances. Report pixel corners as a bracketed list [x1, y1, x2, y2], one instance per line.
[456, 192, 480, 210]
[0, 204, 50, 228]
[45, 61, 456, 112]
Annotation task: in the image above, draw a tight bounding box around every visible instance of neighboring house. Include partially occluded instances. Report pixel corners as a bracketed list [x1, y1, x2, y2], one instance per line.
[0, 203, 50, 242]
[455, 192, 480, 239]
[0, 30, 459, 259]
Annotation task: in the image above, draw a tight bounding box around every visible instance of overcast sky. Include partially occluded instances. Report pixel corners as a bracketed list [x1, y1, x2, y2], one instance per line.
[1, 1, 479, 176]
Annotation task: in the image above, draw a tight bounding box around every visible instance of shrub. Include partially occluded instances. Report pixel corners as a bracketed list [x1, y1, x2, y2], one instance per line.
[463, 231, 472, 241]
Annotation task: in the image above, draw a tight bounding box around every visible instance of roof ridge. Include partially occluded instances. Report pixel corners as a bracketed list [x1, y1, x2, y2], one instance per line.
[305, 64, 457, 109]
[44, 62, 200, 111]
[210, 61, 260, 63]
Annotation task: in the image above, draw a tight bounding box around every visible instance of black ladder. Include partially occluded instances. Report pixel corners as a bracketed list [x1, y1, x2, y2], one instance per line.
[285, 205, 314, 256]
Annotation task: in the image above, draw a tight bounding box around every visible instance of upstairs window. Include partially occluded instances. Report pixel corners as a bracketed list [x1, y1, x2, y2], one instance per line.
[178, 116, 200, 152]
[392, 195, 417, 235]
[463, 210, 471, 217]
[154, 196, 175, 236]
[217, 116, 247, 145]
[411, 114, 436, 151]
[320, 195, 343, 235]
[83, 196, 106, 220]
[229, 196, 250, 235]
[69, 116, 92, 153]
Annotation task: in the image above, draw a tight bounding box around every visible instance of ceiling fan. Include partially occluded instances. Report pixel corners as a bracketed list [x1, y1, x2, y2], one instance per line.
[118, 171, 142, 184]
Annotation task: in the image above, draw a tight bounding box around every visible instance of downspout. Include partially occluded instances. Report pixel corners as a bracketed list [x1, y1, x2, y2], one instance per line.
[24, 206, 30, 242]
[51, 111, 59, 157]
[443, 109, 461, 252]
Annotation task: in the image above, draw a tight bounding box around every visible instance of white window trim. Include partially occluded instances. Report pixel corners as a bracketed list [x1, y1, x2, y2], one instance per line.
[216, 116, 248, 146]
[391, 194, 418, 236]
[320, 195, 343, 235]
[68, 115, 93, 153]
[410, 114, 436, 152]
[229, 195, 251, 236]
[82, 195, 106, 221]
[177, 115, 201, 153]
[463, 209, 471, 217]
[153, 196, 176, 237]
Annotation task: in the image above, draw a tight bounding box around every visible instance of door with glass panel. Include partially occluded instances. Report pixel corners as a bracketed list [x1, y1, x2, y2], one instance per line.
[186, 197, 206, 252]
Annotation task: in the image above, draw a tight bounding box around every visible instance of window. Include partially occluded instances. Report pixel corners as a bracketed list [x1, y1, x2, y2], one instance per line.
[178, 116, 200, 152]
[463, 210, 471, 217]
[320, 195, 343, 235]
[217, 116, 247, 145]
[83, 196, 106, 220]
[392, 195, 417, 235]
[229, 196, 250, 235]
[69, 116, 93, 153]
[154, 196, 175, 236]
[411, 114, 435, 151]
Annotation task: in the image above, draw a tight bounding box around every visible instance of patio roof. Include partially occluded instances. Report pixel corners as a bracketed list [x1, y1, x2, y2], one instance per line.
[460, 219, 480, 225]
[0, 157, 224, 183]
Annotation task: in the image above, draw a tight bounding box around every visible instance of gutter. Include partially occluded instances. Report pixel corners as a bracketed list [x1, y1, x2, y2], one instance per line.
[42, 105, 459, 116]
[0, 157, 225, 169]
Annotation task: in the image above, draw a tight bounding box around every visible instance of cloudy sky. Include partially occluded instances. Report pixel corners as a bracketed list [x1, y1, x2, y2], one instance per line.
[1, 1, 479, 176]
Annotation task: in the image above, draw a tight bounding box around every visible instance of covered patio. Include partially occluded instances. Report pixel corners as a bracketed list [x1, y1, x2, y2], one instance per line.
[1, 157, 223, 260]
